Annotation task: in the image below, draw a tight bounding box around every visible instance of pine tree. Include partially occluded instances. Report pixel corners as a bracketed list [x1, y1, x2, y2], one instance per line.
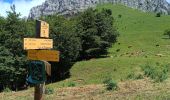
[0, 5, 28, 90]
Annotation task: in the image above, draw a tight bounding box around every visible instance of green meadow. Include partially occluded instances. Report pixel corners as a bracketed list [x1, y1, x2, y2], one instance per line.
[65, 4, 170, 85]
[1, 4, 170, 100]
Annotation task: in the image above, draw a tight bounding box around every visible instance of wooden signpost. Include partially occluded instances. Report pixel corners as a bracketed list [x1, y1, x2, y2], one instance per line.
[24, 20, 59, 100]
[27, 50, 59, 62]
[36, 20, 49, 38]
[23, 38, 53, 50]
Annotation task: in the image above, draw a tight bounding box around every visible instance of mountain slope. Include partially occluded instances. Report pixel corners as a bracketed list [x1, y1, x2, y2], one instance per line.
[28, 0, 170, 19]
[1, 4, 170, 100]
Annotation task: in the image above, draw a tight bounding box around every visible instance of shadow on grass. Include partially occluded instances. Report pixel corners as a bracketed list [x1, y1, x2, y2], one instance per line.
[162, 37, 170, 39]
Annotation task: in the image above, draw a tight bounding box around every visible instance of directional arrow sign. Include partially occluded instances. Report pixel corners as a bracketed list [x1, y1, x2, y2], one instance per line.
[24, 38, 53, 50]
[27, 50, 59, 62]
[36, 20, 49, 38]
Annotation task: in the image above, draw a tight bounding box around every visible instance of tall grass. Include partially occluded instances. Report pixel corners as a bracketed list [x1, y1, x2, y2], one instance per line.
[141, 63, 169, 82]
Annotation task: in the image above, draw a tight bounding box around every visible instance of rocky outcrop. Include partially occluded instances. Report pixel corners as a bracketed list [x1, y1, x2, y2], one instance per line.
[28, 0, 170, 19]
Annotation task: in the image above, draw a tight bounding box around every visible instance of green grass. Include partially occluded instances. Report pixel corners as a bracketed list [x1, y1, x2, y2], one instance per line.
[45, 7, 170, 96]
[67, 4, 170, 85]
[2, 4, 170, 100]
[49, 4, 170, 87]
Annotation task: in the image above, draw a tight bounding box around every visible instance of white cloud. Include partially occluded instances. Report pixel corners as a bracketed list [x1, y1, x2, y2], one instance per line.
[0, 0, 46, 17]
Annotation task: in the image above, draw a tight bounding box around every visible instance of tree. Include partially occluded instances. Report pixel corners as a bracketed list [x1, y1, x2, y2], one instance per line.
[75, 8, 118, 59]
[75, 8, 99, 59]
[44, 15, 81, 80]
[95, 9, 119, 53]
[0, 5, 28, 90]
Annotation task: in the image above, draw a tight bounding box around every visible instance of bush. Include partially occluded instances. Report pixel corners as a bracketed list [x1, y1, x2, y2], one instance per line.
[103, 77, 112, 84]
[103, 78, 118, 91]
[141, 63, 169, 82]
[3, 87, 12, 93]
[45, 87, 54, 95]
[118, 14, 122, 18]
[164, 29, 170, 38]
[67, 82, 76, 87]
[106, 80, 118, 91]
[156, 12, 161, 17]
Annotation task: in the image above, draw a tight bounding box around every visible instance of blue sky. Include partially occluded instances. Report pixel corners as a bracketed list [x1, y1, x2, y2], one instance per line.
[0, 0, 45, 17]
[0, 0, 170, 17]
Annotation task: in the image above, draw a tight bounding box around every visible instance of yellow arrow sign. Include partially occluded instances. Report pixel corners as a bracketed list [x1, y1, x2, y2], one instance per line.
[41, 21, 49, 38]
[27, 50, 59, 62]
[36, 20, 49, 38]
[24, 38, 53, 50]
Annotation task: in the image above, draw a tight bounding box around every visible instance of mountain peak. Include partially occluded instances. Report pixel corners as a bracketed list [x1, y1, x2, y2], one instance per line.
[28, 0, 170, 19]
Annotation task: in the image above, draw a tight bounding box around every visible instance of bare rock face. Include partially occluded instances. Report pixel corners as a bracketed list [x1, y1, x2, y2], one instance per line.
[28, 0, 170, 19]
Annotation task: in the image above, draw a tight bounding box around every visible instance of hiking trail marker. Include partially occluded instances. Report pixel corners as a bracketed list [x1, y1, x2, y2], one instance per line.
[23, 20, 59, 100]
[24, 38, 53, 50]
[27, 50, 59, 62]
[36, 20, 49, 38]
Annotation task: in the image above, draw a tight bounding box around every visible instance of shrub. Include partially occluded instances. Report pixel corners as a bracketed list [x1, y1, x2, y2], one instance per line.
[45, 87, 54, 95]
[103, 77, 112, 84]
[141, 63, 169, 82]
[67, 82, 76, 87]
[106, 80, 118, 91]
[103, 78, 118, 91]
[116, 49, 120, 52]
[164, 29, 170, 38]
[156, 12, 161, 17]
[118, 14, 122, 18]
[3, 87, 12, 93]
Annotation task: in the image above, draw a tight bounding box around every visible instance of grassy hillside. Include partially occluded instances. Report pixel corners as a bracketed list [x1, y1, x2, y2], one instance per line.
[1, 4, 170, 100]
[67, 4, 170, 85]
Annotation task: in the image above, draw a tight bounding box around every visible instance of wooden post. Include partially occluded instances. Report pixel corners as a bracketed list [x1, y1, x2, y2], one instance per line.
[24, 20, 59, 100]
[34, 20, 48, 100]
[34, 83, 45, 100]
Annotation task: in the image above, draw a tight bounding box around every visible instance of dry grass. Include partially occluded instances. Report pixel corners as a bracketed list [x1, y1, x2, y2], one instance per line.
[1, 78, 170, 100]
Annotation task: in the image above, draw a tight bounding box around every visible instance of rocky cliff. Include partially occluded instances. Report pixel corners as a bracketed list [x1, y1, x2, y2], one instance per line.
[28, 0, 170, 19]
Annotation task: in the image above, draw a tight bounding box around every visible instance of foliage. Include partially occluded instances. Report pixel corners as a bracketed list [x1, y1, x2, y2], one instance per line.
[0, 5, 29, 90]
[103, 76, 112, 84]
[126, 72, 144, 80]
[69, 4, 170, 86]
[164, 29, 170, 38]
[103, 78, 118, 91]
[156, 12, 161, 17]
[103, 76, 118, 91]
[67, 81, 76, 87]
[43, 15, 81, 81]
[2, 4, 170, 99]
[3, 87, 12, 93]
[0, 5, 118, 89]
[75, 8, 118, 59]
[118, 14, 122, 18]
[141, 63, 169, 82]
[45, 87, 54, 95]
